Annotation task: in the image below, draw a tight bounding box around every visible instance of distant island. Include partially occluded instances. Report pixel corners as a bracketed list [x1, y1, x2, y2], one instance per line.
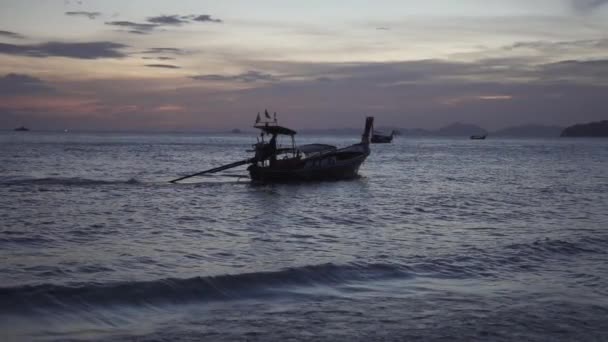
[561, 120, 608, 137]
[437, 122, 486, 136]
[493, 124, 563, 138]
[302, 122, 565, 138]
[231, 128, 242, 134]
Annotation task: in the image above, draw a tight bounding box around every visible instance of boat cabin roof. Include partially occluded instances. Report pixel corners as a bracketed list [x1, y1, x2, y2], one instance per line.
[254, 124, 297, 136]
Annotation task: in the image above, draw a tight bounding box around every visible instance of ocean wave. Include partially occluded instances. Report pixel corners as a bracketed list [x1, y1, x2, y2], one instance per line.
[441, 235, 606, 274]
[0, 177, 140, 186]
[504, 237, 606, 256]
[0, 263, 407, 314]
[1, 236, 605, 315]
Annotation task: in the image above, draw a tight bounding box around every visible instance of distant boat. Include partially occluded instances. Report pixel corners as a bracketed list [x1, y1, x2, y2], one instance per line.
[470, 134, 487, 140]
[231, 128, 242, 134]
[371, 130, 395, 143]
[14, 126, 29, 132]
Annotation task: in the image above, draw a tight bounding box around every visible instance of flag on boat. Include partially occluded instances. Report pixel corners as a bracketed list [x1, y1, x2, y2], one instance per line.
[264, 109, 271, 119]
[273, 112, 277, 122]
[255, 112, 261, 123]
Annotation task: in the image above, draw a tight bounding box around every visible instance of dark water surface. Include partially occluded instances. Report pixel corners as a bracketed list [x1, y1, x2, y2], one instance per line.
[1, 132, 607, 341]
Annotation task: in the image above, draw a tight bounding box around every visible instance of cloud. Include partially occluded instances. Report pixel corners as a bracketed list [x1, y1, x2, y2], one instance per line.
[147, 15, 189, 25]
[141, 47, 184, 54]
[191, 70, 277, 83]
[3, 59, 608, 131]
[157, 14, 222, 23]
[0, 30, 25, 39]
[504, 38, 608, 53]
[571, 0, 608, 12]
[65, 11, 102, 19]
[227, 66, 608, 130]
[0, 73, 53, 95]
[142, 56, 175, 60]
[107, 13, 222, 34]
[191, 15, 222, 23]
[243, 55, 608, 89]
[544, 59, 608, 69]
[105, 21, 158, 32]
[0, 41, 128, 59]
[153, 104, 186, 112]
[539, 59, 608, 83]
[144, 64, 180, 69]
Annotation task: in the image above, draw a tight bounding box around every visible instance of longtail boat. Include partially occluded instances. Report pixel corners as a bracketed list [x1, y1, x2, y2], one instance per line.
[371, 130, 395, 143]
[470, 134, 487, 140]
[170, 113, 374, 183]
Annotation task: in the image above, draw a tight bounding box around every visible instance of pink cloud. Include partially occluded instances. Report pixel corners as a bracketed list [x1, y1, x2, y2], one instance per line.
[153, 104, 186, 112]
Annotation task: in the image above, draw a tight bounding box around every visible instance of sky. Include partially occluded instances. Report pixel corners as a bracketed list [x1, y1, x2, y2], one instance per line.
[0, 0, 607, 131]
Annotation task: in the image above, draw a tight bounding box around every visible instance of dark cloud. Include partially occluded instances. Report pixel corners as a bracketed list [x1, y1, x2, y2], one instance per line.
[149, 14, 222, 24]
[144, 64, 180, 69]
[571, 0, 608, 12]
[539, 59, 608, 83]
[3, 58, 608, 131]
[0, 30, 25, 39]
[295, 59, 477, 85]
[230, 66, 608, 130]
[191, 70, 277, 82]
[147, 15, 189, 25]
[0, 41, 128, 59]
[127, 30, 149, 35]
[192, 15, 222, 23]
[65, 11, 102, 19]
[105, 21, 158, 32]
[247, 56, 608, 89]
[141, 47, 184, 54]
[142, 56, 176, 60]
[545, 59, 608, 69]
[107, 14, 222, 34]
[0, 73, 53, 95]
[505, 38, 608, 52]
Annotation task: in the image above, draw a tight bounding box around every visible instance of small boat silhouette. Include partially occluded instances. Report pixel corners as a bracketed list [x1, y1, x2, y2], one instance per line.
[14, 126, 29, 132]
[371, 130, 395, 143]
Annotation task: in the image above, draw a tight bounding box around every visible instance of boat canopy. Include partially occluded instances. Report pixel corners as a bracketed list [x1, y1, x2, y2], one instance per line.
[297, 144, 336, 154]
[255, 124, 296, 136]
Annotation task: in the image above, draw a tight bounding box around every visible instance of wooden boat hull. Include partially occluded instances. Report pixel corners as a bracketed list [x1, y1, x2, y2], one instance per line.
[248, 144, 369, 182]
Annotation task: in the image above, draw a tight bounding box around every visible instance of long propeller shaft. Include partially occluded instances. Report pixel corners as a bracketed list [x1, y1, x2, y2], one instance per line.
[169, 158, 254, 183]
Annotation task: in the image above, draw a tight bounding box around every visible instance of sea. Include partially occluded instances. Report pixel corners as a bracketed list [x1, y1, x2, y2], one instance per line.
[1, 131, 607, 341]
